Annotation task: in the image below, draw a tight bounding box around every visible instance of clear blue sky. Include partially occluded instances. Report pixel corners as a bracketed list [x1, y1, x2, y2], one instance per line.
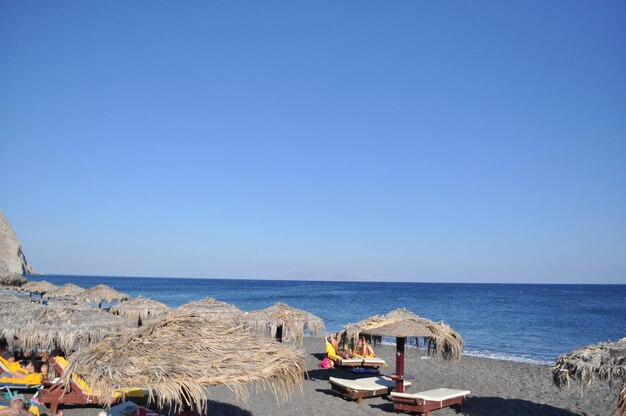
[1, 1, 625, 283]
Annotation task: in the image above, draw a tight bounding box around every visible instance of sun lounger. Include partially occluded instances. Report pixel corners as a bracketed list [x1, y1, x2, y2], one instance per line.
[0, 381, 43, 392]
[329, 375, 411, 403]
[325, 339, 386, 368]
[334, 357, 386, 368]
[0, 357, 20, 373]
[38, 357, 146, 414]
[391, 388, 470, 415]
[0, 356, 45, 391]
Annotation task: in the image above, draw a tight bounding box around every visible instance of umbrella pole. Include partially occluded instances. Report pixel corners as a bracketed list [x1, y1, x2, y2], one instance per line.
[179, 405, 194, 416]
[276, 325, 283, 343]
[395, 337, 406, 393]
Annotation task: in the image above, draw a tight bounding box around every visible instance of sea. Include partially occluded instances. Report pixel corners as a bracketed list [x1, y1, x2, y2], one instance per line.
[36, 275, 626, 366]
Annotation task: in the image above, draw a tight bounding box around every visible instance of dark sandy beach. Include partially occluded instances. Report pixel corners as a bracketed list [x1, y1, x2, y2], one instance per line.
[31, 337, 617, 416]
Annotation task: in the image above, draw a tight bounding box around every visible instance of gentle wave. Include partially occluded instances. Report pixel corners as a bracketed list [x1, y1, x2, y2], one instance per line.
[375, 338, 553, 365]
[462, 348, 553, 365]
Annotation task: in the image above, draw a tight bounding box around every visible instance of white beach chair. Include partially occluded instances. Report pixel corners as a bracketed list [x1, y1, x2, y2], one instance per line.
[391, 388, 471, 415]
[329, 375, 411, 403]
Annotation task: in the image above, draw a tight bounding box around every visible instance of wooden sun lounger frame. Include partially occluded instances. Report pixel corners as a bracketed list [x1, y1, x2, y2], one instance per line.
[329, 380, 393, 403]
[391, 390, 468, 415]
[329, 377, 410, 404]
[38, 357, 122, 414]
[0, 382, 42, 392]
[334, 357, 386, 368]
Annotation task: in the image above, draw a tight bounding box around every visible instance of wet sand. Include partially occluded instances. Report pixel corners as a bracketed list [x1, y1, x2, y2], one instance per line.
[34, 337, 618, 416]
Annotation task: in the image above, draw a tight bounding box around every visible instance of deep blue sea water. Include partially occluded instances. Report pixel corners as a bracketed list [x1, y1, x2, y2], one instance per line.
[38, 275, 625, 365]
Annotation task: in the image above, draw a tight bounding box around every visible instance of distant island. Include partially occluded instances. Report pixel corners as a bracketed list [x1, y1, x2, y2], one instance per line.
[279, 270, 377, 282]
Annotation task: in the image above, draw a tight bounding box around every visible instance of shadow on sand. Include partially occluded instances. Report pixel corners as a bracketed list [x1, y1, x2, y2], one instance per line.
[369, 395, 584, 416]
[306, 366, 375, 382]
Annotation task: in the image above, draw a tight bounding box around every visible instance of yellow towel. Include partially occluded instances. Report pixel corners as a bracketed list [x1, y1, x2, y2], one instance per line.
[0, 372, 44, 385]
[0, 356, 22, 373]
[54, 356, 93, 394]
[54, 356, 145, 398]
[326, 341, 341, 361]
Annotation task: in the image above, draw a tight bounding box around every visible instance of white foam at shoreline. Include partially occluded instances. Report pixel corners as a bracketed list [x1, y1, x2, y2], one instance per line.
[462, 348, 553, 365]
[375, 338, 553, 365]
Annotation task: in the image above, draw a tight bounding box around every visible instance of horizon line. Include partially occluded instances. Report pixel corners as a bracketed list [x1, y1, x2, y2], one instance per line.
[29, 272, 625, 286]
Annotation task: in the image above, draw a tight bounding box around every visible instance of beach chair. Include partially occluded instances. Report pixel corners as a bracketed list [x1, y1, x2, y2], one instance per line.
[325, 339, 386, 369]
[0, 356, 21, 373]
[0, 374, 44, 392]
[329, 375, 411, 403]
[0, 356, 45, 391]
[390, 388, 470, 415]
[0, 381, 43, 393]
[335, 357, 386, 368]
[38, 356, 146, 414]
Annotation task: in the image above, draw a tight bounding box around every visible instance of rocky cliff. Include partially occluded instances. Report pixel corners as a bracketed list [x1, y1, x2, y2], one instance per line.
[0, 211, 33, 275]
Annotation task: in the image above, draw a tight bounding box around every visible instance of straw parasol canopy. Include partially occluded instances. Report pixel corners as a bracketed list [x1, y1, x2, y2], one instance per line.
[2, 303, 132, 353]
[174, 297, 244, 320]
[61, 314, 306, 413]
[44, 283, 84, 300]
[343, 308, 463, 361]
[0, 271, 27, 287]
[0, 300, 46, 350]
[20, 280, 59, 298]
[553, 338, 626, 415]
[245, 302, 325, 344]
[341, 308, 463, 393]
[75, 284, 131, 307]
[110, 295, 171, 325]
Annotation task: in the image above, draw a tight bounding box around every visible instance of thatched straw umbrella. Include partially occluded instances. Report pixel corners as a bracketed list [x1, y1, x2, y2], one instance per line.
[44, 283, 84, 300]
[61, 314, 306, 414]
[244, 302, 325, 344]
[20, 280, 59, 302]
[0, 300, 45, 351]
[0, 271, 27, 287]
[341, 308, 463, 393]
[553, 338, 626, 415]
[110, 295, 171, 326]
[174, 297, 244, 320]
[75, 284, 131, 308]
[2, 303, 132, 354]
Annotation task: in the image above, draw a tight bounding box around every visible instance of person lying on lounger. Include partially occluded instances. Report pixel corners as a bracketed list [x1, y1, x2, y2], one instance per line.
[0, 361, 48, 383]
[0, 393, 62, 416]
[327, 333, 354, 359]
[353, 336, 376, 358]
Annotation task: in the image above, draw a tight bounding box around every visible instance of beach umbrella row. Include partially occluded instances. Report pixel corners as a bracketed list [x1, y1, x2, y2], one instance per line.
[553, 337, 626, 416]
[3, 282, 327, 354]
